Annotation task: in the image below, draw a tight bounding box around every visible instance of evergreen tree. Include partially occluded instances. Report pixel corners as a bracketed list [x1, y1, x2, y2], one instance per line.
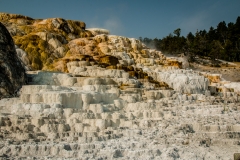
[173, 28, 181, 37]
[138, 16, 240, 62]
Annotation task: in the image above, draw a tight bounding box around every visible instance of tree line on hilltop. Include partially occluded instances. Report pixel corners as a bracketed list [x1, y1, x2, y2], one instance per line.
[139, 16, 240, 62]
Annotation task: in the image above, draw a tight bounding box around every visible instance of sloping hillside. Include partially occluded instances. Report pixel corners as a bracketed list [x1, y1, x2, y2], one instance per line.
[1, 13, 181, 72]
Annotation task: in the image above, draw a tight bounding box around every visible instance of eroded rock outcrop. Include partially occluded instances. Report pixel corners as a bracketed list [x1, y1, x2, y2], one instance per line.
[0, 12, 93, 70]
[0, 22, 26, 98]
[1, 12, 181, 73]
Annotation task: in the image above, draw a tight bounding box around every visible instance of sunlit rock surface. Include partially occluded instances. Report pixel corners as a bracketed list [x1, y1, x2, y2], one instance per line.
[1, 69, 240, 159]
[0, 12, 181, 72]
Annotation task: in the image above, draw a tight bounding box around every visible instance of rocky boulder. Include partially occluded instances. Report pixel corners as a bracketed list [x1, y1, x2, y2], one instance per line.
[0, 22, 27, 98]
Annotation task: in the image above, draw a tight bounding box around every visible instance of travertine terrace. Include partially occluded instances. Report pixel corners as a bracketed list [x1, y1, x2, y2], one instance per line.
[0, 13, 240, 159]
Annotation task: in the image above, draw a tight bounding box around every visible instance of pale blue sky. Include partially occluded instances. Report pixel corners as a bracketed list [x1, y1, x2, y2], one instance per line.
[0, 0, 239, 39]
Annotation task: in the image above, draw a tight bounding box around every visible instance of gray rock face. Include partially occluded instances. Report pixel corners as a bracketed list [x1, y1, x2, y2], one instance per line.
[0, 22, 27, 98]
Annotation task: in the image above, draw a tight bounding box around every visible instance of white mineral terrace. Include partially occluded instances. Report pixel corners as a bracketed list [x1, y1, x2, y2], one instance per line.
[0, 66, 240, 159]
